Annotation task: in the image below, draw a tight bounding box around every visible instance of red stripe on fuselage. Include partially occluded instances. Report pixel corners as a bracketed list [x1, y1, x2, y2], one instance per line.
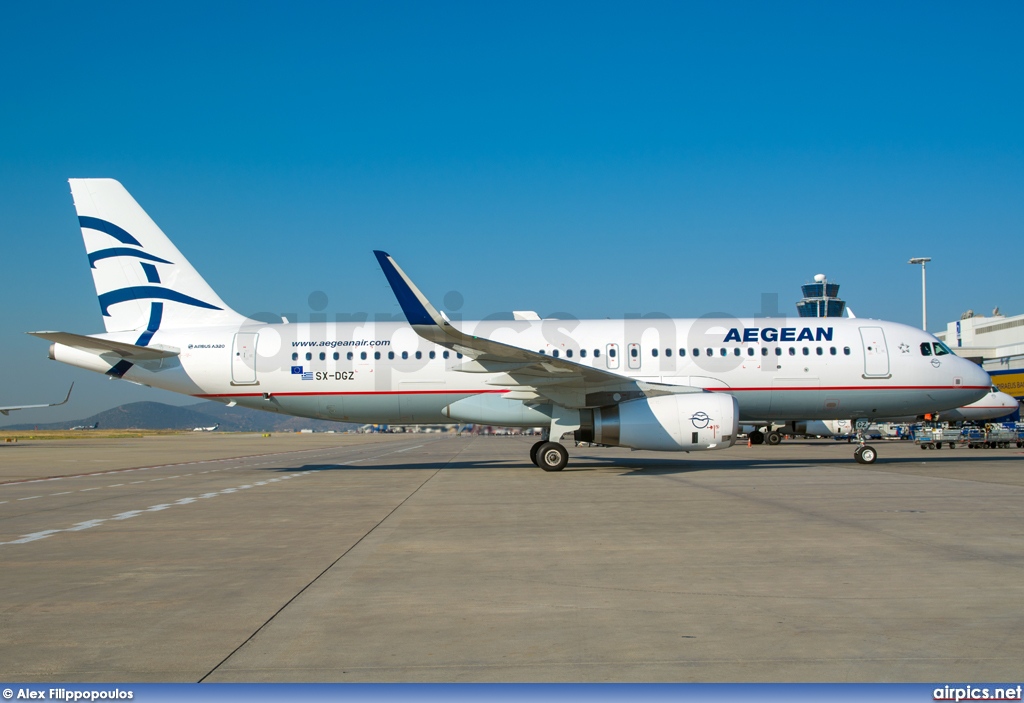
[194, 389, 510, 398]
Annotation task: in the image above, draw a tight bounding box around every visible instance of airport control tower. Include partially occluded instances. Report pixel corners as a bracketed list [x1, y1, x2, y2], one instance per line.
[796, 274, 846, 318]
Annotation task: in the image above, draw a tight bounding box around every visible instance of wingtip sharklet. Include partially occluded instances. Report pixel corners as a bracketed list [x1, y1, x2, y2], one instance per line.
[373, 250, 440, 327]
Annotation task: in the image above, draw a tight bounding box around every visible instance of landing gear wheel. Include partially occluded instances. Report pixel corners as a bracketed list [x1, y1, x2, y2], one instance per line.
[765, 431, 782, 446]
[536, 442, 568, 472]
[854, 445, 878, 464]
[748, 430, 765, 445]
[529, 440, 546, 467]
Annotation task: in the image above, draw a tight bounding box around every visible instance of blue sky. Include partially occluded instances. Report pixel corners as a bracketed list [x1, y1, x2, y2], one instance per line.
[2, 1, 1022, 423]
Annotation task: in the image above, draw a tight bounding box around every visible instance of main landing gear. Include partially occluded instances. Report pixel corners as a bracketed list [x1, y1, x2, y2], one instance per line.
[748, 429, 782, 446]
[531, 441, 569, 471]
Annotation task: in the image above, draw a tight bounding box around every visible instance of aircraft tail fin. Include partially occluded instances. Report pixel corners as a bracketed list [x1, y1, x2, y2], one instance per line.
[69, 179, 248, 334]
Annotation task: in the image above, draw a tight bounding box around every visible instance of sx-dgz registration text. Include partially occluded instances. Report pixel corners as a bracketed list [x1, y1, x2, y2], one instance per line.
[316, 371, 356, 381]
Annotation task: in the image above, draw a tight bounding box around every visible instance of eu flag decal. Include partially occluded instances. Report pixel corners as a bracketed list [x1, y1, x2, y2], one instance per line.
[291, 366, 303, 375]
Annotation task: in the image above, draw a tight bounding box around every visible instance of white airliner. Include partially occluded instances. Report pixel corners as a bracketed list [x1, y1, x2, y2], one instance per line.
[755, 388, 1019, 442]
[0, 384, 73, 416]
[30, 179, 992, 469]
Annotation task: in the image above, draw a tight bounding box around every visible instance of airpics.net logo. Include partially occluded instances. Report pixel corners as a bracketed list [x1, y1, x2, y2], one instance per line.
[934, 684, 1023, 701]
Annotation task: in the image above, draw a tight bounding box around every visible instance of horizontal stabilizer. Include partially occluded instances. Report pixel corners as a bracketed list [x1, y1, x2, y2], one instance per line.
[28, 331, 180, 360]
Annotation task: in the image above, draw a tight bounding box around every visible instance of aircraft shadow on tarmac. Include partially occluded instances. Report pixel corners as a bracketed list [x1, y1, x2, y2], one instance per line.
[593, 453, 1024, 476]
[267, 461, 515, 473]
[261, 452, 1024, 476]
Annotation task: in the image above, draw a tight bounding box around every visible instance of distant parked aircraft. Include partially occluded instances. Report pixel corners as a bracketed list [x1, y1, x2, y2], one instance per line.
[70, 421, 98, 430]
[0, 383, 73, 416]
[192, 424, 219, 432]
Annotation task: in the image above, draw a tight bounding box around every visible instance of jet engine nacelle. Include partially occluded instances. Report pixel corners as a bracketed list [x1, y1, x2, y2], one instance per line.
[576, 393, 738, 451]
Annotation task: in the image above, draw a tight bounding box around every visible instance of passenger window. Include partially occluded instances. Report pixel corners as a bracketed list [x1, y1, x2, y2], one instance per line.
[678, 348, 686, 357]
[457, 353, 463, 359]
[843, 347, 851, 355]
[693, 348, 700, 357]
[291, 352, 298, 361]
[415, 351, 422, 359]
[552, 350, 560, 358]
[816, 347, 822, 355]
[333, 352, 339, 360]
[375, 351, 381, 360]
[402, 351, 408, 360]
[305, 353, 312, 361]
[609, 348, 617, 358]
[318, 352, 325, 361]
[802, 347, 809, 356]
[747, 348, 754, 356]
[761, 348, 768, 356]
[651, 349, 658, 357]
[734, 348, 741, 357]
[665, 348, 672, 357]
[829, 347, 836, 355]
[630, 348, 638, 358]
[387, 351, 394, 360]
[429, 351, 435, 359]
[443, 351, 450, 359]
[707, 348, 714, 356]
[789, 347, 796, 356]
[775, 348, 782, 356]
[593, 349, 600, 358]
[580, 349, 587, 358]
[566, 349, 573, 358]
[347, 352, 353, 360]
[360, 352, 367, 360]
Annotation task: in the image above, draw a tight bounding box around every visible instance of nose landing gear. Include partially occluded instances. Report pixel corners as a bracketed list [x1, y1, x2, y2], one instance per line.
[852, 418, 878, 464]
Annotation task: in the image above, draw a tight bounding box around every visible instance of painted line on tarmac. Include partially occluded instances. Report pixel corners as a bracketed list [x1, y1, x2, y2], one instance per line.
[0, 442, 394, 488]
[0, 471, 315, 546]
[0, 441, 437, 547]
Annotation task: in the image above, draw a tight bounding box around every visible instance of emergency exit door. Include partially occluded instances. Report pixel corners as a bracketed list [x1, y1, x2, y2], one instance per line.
[859, 326, 890, 378]
[231, 333, 259, 385]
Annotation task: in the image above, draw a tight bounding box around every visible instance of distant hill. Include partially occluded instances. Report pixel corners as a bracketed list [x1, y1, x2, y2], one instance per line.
[1, 400, 359, 432]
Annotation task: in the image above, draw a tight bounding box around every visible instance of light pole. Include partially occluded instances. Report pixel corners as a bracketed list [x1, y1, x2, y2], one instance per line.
[908, 257, 931, 331]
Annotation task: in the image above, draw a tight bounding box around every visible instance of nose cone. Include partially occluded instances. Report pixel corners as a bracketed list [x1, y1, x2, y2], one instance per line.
[995, 391, 1019, 410]
[959, 359, 992, 398]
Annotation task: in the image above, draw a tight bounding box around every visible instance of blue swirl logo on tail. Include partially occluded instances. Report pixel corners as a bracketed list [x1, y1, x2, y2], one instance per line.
[81, 217, 223, 317]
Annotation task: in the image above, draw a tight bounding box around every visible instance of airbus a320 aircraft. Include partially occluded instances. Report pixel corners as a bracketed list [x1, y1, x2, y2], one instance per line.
[31, 180, 992, 470]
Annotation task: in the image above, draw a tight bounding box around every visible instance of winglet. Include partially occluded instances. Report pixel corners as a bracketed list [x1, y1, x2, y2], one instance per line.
[373, 250, 446, 327]
[0, 383, 73, 415]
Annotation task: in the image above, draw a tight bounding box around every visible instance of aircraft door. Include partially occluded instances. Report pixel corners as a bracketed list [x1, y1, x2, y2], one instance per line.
[606, 343, 619, 370]
[859, 326, 890, 377]
[627, 342, 642, 370]
[231, 333, 259, 385]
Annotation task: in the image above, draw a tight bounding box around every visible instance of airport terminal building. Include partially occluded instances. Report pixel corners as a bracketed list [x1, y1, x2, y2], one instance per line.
[937, 310, 1024, 401]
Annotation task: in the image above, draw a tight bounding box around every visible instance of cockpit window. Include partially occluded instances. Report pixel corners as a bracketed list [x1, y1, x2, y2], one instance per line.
[920, 342, 932, 356]
[933, 341, 951, 356]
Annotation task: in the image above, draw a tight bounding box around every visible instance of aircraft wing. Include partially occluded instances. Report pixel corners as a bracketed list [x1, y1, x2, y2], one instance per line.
[374, 251, 703, 408]
[28, 331, 180, 360]
[0, 383, 73, 416]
